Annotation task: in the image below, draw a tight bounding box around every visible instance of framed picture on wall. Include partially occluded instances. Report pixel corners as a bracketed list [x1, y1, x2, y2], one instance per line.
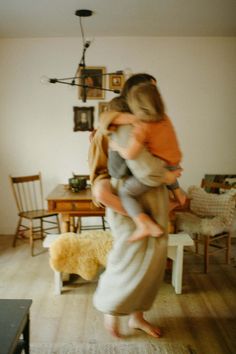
[77, 66, 106, 100]
[109, 73, 124, 91]
[73, 106, 94, 131]
[98, 101, 110, 116]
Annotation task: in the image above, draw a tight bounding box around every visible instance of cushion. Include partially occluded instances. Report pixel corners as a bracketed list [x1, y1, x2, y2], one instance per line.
[188, 186, 236, 226]
[176, 212, 232, 236]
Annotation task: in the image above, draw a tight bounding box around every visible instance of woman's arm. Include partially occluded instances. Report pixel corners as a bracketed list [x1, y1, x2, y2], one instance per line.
[109, 135, 143, 160]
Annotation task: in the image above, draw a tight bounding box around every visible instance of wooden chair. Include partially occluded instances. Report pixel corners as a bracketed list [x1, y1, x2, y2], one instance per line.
[176, 179, 236, 273]
[9, 172, 61, 256]
[201, 178, 233, 193]
[68, 174, 108, 233]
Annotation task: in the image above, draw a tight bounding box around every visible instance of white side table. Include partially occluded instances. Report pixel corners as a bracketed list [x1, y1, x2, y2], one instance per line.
[168, 233, 194, 294]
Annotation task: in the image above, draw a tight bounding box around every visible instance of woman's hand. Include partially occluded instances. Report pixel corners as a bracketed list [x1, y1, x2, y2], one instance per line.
[89, 129, 97, 142]
[172, 167, 183, 178]
[164, 168, 183, 184]
[109, 139, 119, 152]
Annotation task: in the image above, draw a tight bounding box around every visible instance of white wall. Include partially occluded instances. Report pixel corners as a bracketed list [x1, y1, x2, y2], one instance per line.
[0, 36, 236, 234]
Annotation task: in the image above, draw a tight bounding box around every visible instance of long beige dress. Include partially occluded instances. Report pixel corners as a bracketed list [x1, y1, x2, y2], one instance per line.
[93, 124, 169, 316]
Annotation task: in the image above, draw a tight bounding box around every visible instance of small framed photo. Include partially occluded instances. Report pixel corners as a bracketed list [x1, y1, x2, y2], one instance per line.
[78, 66, 106, 100]
[98, 101, 110, 116]
[73, 106, 94, 131]
[109, 73, 124, 91]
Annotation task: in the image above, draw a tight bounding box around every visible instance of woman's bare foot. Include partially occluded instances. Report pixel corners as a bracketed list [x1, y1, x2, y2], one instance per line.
[104, 314, 121, 338]
[128, 213, 163, 242]
[128, 312, 161, 338]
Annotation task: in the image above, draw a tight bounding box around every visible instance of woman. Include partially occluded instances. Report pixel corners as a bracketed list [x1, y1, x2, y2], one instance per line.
[92, 74, 171, 338]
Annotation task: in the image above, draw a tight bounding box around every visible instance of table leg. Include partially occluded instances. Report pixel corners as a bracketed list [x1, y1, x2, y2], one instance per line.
[70, 216, 81, 233]
[54, 271, 63, 295]
[172, 245, 184, 294]
[22, 314, 30, 354]
[60, 214, 70, 233]
[75, 217, 81, 233]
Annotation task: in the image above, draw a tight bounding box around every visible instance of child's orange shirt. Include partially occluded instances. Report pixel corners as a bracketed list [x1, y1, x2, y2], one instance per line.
[133, 115, 182, 166]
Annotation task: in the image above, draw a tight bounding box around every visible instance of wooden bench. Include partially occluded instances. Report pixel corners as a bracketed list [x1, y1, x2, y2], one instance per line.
[43, 233, 193, 295]
[0, 299, 32, 354]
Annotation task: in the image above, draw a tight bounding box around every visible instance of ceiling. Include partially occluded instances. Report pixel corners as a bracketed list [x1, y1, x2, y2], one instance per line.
[0, 0, 235, 39]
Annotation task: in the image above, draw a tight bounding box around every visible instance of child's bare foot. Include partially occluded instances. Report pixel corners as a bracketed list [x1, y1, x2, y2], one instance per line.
[128, 214, 163, 242]
[104, 314, 121, 338]
[128, 312, 161, 338]
[128, 223, 163, 242]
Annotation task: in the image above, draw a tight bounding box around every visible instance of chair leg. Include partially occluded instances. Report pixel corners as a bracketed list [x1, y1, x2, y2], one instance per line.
[69, 217, 75, 232]
[77, 217, 81, 233]
[226, 232, 231, 264]
[72, 217, 81, 233]
[13, 217, 22, 247]
[204, 235, 210, 273]
[40, 218, 44, 240]
[194, 233, 199, 254]
[56, 215, 61, 233]
[102, 217, 106, 230]
[29, 220, 34, 257]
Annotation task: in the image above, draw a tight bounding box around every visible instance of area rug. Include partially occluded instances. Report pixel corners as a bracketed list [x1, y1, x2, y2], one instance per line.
[31, 341, 196, 354]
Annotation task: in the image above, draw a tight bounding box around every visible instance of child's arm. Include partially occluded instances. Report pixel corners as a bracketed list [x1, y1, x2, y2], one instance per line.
[99, 111, 137, 134]
[110, 120, 148, 160]
[111, 113, 137, 126]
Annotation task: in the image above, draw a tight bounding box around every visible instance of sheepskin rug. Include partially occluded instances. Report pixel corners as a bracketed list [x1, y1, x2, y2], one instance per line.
[49, 231, 113, 281]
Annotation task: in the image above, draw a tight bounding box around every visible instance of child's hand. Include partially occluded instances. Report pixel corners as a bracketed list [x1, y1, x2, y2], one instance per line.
[172, 167, 183, 178]
[89, 129, 97, 142]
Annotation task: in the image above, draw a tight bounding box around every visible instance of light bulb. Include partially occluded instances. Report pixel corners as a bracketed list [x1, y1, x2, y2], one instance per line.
[40, 75, 50, 85]
[123, 67, 133, 80]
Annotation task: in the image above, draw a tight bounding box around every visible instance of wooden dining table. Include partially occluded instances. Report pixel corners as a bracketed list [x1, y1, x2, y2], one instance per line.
[46, 184, 106, 232]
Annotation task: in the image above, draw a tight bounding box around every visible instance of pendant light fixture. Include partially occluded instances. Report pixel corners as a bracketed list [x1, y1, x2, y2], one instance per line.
[41, 9, 128, 102]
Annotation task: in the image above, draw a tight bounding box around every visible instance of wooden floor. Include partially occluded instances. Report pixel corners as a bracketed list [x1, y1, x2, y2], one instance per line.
[0, 235, 236, 354]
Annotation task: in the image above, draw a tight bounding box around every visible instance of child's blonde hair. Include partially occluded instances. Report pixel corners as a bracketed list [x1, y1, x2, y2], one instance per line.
[127, 82, 165, 122]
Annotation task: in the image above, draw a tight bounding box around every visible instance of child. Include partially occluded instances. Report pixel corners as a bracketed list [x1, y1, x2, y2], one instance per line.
[108, 82, 186, 242]
[91, 94, 182, 237]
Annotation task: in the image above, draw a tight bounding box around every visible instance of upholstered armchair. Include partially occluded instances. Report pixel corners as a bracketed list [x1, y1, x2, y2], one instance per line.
[175, 182, 236, 273]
